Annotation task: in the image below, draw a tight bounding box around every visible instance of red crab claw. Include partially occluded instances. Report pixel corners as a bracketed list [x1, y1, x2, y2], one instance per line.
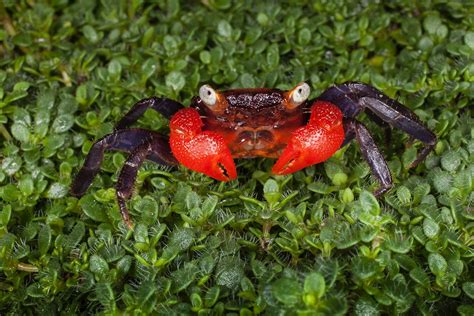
[272, 101, 345, 175]
[169, 108, 237, 181]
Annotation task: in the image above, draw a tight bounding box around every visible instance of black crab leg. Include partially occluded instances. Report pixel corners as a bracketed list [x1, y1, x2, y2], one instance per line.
[365, 110, 392, 154]
[70, 129, 177, 197]
[115, 97, 184, 130]
[344, 119, 393, 196]
[319, 82, 436, 168]
[115, 134, 173, 228]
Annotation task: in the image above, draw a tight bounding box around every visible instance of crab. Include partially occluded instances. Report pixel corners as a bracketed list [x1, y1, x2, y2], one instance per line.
[71, 82, 436, 228]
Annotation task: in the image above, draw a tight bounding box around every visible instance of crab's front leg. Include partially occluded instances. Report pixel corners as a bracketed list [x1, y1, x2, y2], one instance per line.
[272, 101, 345, 174]
[169, 108, 237, 181]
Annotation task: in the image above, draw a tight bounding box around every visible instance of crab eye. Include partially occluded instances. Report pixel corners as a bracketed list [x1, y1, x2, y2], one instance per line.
[199, 85, 217, 107]
[290, 82, 311, 106]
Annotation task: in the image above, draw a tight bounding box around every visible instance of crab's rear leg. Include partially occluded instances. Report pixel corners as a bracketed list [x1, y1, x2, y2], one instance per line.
[360, 96, 436, 168]
[344, 119, 392, 196]
[115, 97, 184, 130]
[71, 129, 176, 197]
[115, 135, 171, 228]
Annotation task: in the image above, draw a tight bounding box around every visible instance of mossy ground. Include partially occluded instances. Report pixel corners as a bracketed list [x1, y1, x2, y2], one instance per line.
[0, 1, 473, 315]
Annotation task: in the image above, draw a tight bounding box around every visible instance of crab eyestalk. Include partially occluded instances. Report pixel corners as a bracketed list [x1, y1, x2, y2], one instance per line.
[169, 108, 237, 181]
[198, 84, 228, 113]
[284, 82, 311, 110]
[272, 101, 345, 175]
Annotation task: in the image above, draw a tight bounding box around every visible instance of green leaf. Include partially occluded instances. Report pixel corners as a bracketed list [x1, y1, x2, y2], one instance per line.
[423, 15, 442, 34]
[441, 151, 461, 172]
[18, 174, 34, 195]
[409, 267, 430, 288]
[11, 122, 30, 142]
[384, 274, 413, 311]
[352, 256, 378, 281]
[79, 195, 109, 223]
[266, 44, 280, 69]
[65, 221, 85, 251]
[341, 188, 354, 203]
[217, 20, 232, 38]
[38, 224, 52, 255]
[26, 283, 44, 298]
[82, 25, 99, 43]
[428, 253, 447, 275]
[190, 293, 202, 309]
[95, 282, 115, 308]
[216, 257, 244, 289]
[169, 228, 194, 251]
[107, 59, 122, 81]
[13, 81, 31, 92]
[304, 272, 325, 299]
[52, 114, 74, 133]
[431, 170, 452, 193]
[171, 263, 199, 293]
[75, 84, 88, 105]
[402, 147, 417, 168]
[201, 196, 218, 217]
[458, 305, 474, 316]
[239, 73, 255, 87]
[298, 28, 311, 45]
[204, 286, 220, 307]
[462, 282, 474, 300]
[0, 205, 11, 226]
[396, 186, 411, 205]
[354, 296, 379, 316]
[200, 51, 211, 64]
[422, 218, 440, 239]
[90, 254, 109, 274]
[45, 183, 68, 199]
[134, 196, 158, 223]
[0, 184, 21, 202]
[185, 191, 201, 210]
[2, 157, 22, 176]
[384, 234, 413, 254]
[263, 179, 281, 205]
[359, 191, 380, 215]
[464, 32, 474, 49]
[272, 277, 302, 306]
[308, 182, 331, 194]
[117, 255, 132, 275]
[165, 71, 185, 91]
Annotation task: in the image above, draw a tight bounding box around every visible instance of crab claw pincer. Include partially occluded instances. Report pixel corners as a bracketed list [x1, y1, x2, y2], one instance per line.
[272, 101, 345, 175]
[169, 108, 237, 181]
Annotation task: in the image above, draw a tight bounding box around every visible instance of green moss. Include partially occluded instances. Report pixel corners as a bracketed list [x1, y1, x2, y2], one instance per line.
[0, 0, 473, 314]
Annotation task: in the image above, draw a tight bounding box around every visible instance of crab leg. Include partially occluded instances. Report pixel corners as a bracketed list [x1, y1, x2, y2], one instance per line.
[365, 111, 393, 153]
[115, 141, 151, 228]
[272, 101, 345, 175]
[169, 108, 237, 181]
[115, 97, 184, 130]
[115, 135, 171, 228]
[319, 82, 436, 168]
[359, 96, 436, 168]
[344, 119, 392, 196]
[71, 129, 176, 197]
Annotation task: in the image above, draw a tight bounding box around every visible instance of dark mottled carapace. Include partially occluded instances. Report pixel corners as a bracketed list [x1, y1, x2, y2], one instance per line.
[192, 88, 309, 158]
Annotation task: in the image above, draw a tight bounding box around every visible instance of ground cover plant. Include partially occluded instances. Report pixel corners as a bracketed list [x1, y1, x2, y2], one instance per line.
[0, 0, 473, 314]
